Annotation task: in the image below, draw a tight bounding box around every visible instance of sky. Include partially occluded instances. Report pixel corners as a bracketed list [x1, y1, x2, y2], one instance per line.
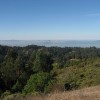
[0, 0, 100, 40]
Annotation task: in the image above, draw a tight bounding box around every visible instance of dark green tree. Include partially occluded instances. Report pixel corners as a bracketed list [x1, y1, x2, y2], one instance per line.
[33, 50, 53, 72]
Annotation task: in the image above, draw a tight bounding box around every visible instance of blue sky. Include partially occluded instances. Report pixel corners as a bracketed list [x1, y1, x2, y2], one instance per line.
[0, 0, 100, 40]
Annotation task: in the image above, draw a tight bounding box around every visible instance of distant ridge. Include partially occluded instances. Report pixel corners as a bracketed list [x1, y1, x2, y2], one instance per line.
[0, 40, 100, 47]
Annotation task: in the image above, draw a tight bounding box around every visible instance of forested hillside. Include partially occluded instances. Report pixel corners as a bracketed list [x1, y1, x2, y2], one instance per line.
[0, 45, 100, 99]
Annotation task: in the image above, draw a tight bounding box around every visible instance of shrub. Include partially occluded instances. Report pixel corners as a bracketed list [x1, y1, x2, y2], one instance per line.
[23, 72, 53, 95]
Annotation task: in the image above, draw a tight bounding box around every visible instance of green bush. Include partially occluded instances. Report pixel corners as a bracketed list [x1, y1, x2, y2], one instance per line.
[1, 90, 11, 98]
[23, 72, 53, 95]
[2, 93, 25, 100]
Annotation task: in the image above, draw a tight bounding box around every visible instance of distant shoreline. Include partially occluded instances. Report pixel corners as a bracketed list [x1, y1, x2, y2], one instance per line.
[0, 40, 100, 47]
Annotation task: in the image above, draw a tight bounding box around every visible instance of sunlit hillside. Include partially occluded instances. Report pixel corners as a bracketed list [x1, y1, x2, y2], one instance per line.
[3, 86, 100, 100]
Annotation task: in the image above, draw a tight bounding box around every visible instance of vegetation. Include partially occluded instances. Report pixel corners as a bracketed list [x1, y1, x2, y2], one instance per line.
[0, 45, 100, 99]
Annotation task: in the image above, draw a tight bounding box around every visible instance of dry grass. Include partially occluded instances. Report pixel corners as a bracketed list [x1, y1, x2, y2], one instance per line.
[24, 86, 100, 100]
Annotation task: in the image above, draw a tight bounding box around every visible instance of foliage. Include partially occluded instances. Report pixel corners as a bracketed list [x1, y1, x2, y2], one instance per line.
[23, 72, 53, 94]
[33, 50, 53, 72]
[0, 45, 100, 98]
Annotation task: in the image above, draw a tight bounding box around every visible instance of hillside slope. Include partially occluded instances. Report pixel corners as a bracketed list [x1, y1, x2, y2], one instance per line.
[25, 86, 100, 100]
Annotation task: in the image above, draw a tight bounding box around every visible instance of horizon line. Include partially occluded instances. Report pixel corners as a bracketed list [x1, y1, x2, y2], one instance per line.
[0, 39, 100, 41]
